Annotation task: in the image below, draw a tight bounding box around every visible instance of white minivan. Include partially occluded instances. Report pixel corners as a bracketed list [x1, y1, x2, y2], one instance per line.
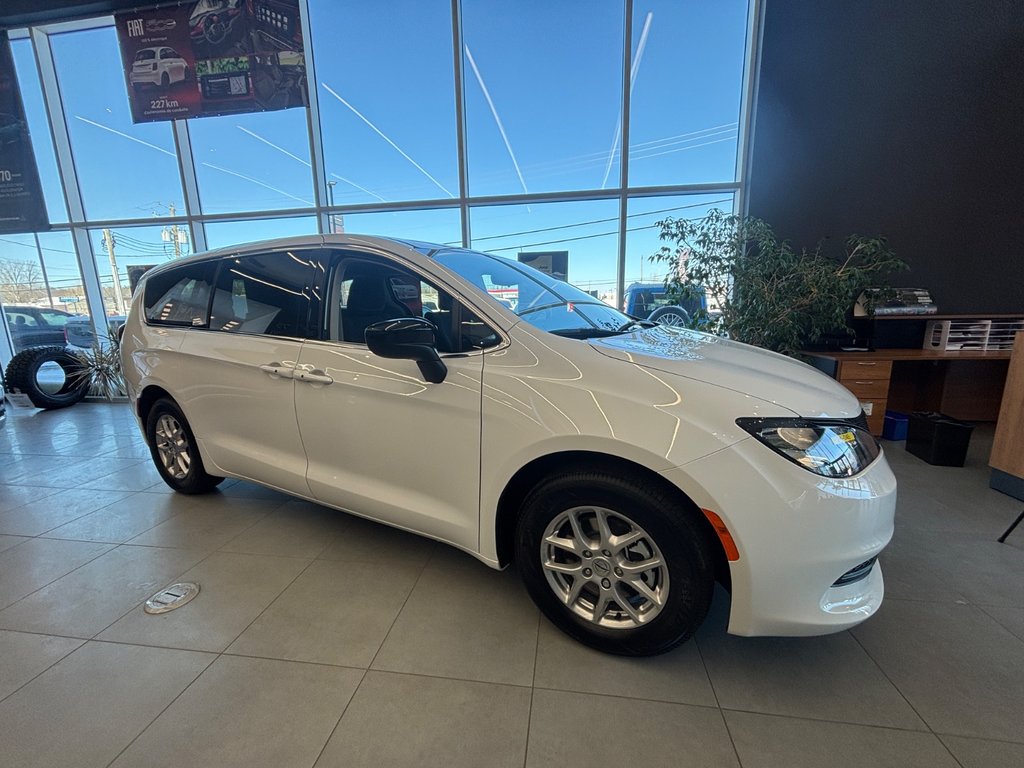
[121, 235, 896, 655]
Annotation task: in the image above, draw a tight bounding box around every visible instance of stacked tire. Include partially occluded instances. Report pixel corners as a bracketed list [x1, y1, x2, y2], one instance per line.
[4, 346, 89, 410]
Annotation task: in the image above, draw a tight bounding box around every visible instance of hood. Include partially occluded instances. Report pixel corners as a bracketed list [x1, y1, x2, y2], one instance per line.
[589, 326, 861, 419]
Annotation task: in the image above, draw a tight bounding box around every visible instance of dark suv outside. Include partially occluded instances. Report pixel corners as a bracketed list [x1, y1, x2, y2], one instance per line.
[3, 305, 79, 352]
[623, 282, 706, 327]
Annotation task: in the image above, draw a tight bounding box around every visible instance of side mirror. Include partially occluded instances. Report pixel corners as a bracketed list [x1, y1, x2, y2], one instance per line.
[365, 317, 447, 384]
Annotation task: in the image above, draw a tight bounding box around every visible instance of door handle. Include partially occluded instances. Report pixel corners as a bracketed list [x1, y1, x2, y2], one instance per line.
[258, 362, 294, 379]
[295, 369, 334, 385]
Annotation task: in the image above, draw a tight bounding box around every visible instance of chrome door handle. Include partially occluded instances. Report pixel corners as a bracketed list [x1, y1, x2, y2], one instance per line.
[258, 362, 294, 379]
[295, 369, 334, 385]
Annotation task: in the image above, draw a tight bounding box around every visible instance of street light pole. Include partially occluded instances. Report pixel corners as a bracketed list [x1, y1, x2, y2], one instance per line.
[326, 180, 337, 234]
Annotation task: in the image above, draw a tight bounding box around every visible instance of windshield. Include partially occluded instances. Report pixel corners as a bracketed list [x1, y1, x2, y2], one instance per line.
[430, 247, 636, 337]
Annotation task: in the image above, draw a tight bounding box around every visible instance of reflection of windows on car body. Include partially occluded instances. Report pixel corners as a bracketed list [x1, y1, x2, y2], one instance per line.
[121, 235, 896, 657]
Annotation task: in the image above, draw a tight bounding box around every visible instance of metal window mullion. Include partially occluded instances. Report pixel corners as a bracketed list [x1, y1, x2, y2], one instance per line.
[171, 119, 207, 253]
[30, 27, 105, 335]
[735, 0, 765, 217]
[451, 0, 470, 247]
[616, 0, 634, 308]
[298, 0, 330, 235]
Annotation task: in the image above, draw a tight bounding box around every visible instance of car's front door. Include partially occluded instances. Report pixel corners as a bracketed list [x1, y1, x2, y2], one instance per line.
[294, 250, 495, 552]
[177, 248, 317, 495]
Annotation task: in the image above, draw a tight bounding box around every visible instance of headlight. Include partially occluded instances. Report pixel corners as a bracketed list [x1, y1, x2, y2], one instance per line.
[736, 417, 881, 477]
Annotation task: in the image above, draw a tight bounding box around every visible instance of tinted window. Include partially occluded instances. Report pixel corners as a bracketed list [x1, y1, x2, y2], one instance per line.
[144, 261, 215, 326]
[327, 254, 498, 353]
[210, 251, 315, 337]
[39, 309, 73, 326]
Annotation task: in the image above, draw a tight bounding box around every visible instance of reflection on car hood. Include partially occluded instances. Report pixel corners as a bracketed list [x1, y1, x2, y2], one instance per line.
[589, 326, 861, 419]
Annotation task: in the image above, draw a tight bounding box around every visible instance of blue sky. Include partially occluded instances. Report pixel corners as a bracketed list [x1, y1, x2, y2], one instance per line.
[1, 0, 748, 309]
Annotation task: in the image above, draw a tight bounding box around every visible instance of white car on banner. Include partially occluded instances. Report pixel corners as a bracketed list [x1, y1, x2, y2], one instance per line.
[129, 46, 190, 89]
[120, 235, 897, 656]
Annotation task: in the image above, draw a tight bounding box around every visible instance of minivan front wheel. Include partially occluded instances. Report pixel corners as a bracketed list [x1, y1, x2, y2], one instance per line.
[146, 398, 224, 494]
[515, 472, 714, 656]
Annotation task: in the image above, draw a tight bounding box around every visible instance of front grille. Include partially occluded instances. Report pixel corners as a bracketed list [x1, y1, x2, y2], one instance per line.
[832, 556, 877, 587]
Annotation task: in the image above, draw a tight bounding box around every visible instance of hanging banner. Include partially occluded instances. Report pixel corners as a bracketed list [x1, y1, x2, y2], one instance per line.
[115, 0, 308, 124]
[0, 32, 50, 234]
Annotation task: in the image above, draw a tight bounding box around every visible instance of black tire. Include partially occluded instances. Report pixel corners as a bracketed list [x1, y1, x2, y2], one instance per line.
[515, 471, 714, 656]
[145, 398, 224, 494]
[4, 346, 89, 410]
[648, 306, 691, 327]
[160, 72, 170, 87]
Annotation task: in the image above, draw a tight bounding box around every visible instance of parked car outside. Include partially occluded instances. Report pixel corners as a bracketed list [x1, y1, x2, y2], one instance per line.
[129, 46, 190, 89]
[3, 305, 82, 353]
[121, 235, 896, 656]
[64, 315, 127, 349]
[623, 281, 707, 327]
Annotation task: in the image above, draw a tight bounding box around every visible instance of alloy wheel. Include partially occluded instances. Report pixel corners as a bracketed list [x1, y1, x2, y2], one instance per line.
[540, 505, 670, 629]
[154, 413, 191, 480]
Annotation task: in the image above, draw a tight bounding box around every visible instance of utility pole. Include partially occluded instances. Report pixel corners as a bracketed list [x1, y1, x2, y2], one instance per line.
[33, 233, 56, 309]
[101, 229, 125, 315]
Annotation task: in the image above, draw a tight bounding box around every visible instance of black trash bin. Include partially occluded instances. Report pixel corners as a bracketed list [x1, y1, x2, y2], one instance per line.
[905, 411, 975, 467]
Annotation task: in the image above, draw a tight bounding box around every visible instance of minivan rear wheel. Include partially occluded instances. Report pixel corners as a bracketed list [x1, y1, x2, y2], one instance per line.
[515, 471, 714, 656]
[146, 398, 224, 494]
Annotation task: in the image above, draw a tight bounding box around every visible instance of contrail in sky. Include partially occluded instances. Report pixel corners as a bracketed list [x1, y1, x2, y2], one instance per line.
[464, 45, 529, 196]
[201, 162, 313, 207]
[237, 126, 310, 166]
[329, 173, 387, 203]
[237, 125, 388, 203]
[75, 116, 176, 157]
[320, 82, 455, 198]
[602, 11, 653, 188]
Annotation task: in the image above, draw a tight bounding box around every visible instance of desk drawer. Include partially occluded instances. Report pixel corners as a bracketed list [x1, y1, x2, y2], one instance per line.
[841, 379, 890, 398]
[839, 360, 892, 380]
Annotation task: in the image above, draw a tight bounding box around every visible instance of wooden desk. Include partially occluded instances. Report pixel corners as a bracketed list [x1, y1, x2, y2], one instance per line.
[804, 349, 1012, 435]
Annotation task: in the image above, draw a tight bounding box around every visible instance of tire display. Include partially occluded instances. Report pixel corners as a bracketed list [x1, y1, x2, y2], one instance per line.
[3, 346, 89, 410]
[515, 471, 715, 656]
[145, 397, 224, 494]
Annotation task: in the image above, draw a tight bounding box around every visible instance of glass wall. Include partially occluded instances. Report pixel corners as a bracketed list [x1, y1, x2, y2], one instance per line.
[0, 1, 755, 363]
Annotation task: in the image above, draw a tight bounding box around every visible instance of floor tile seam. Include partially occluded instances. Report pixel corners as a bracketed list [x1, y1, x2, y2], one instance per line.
[34, 497, 198, 546]
[847, 630, 939, 736]
[85, 542, 233, 641]
[18, 488, 148, 540]
[0, 541, 117, 613]
[975, 604, 1024, 641]
[214, 553, 321, 657]
[935, 732, 1024, 748]
[362, 552, 436, 673]
[718, 705, 965, 739]
[0, 635, 86, 707]
[100, 647, 220, 768]
[522, 610, 542, 768]
[693, 634, 744, 768]
[310, 668, 369, 768]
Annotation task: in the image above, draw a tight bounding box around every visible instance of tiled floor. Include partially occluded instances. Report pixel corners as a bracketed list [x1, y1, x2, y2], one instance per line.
[0, 402, 1022, 768]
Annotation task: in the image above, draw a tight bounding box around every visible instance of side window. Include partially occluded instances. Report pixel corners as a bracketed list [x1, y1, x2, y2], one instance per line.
[328, 254, 499, 353]
[144, 261, 215, 327]
[7, 311, 38, 327]
[39, 310, 72, 326]
[210, 251, 314, 337]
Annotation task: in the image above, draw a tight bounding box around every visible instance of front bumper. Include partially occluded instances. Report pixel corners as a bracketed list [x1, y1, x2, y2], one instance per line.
[663, 437, 896, 636]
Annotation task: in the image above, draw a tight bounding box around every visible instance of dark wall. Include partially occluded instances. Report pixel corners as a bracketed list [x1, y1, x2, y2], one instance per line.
[748, 0, 1024, 313]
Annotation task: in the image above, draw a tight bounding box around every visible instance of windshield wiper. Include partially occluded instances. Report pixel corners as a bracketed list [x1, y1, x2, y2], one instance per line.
[616, 320, 657, 332]
[548, 328, 625, 339]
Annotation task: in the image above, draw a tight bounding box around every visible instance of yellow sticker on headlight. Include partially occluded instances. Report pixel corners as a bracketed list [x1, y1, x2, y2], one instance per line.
[838, 430, 856, 443]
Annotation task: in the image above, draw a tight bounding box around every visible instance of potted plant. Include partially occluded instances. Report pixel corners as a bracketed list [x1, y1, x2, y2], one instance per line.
[649, 208, 907, 356]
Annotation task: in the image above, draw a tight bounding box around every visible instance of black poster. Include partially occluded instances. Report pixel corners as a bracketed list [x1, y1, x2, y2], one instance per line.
[0, 32, 49, 234]
[116, 0, 308, 124]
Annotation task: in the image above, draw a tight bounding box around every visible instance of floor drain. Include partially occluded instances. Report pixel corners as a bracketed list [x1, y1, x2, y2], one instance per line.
[144, 582, 200, 614]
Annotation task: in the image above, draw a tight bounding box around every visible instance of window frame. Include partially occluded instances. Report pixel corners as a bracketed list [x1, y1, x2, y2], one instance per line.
[319, 248, 501, 355]
[207, 248, 321, 340]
